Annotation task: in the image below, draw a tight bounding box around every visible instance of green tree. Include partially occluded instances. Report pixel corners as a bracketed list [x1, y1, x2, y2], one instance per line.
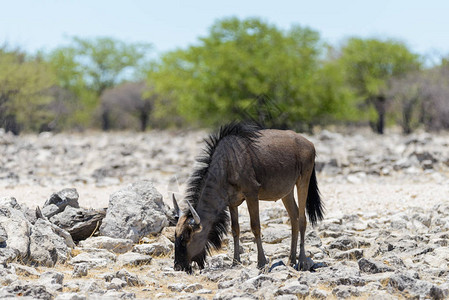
[339, 38, 421, 133]
[149, 17, 351, 130]
[48, 37, 151, 130]
[69, 37, 151, 95]
[312, 54, 360, 126]
[0, 48, 55, 133]
[47, 46, 99, 130]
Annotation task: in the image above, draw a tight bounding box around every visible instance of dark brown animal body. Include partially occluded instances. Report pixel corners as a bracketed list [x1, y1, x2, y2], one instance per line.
[174, 122, 323, 273]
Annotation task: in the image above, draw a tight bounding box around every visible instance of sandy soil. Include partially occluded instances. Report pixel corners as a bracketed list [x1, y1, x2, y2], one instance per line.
[2, 130, 449, 299]
[1, 129, 448, 218]
[3, 179, 448, 219]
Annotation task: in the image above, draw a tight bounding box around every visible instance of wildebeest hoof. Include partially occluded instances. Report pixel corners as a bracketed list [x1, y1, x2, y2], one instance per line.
[295, 257, 314, 271]
[232, 259, 242, 267]
[257, 258, 269, 269]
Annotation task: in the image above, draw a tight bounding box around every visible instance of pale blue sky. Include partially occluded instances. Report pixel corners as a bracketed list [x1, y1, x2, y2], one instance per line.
[1, 0, 448, 61]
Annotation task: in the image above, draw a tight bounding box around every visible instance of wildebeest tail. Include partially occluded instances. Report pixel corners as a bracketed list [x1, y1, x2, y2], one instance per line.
[306, 165, 324, 226]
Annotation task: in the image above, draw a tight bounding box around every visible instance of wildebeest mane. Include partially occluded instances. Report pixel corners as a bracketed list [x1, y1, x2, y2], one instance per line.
[184, 121, 262, 259]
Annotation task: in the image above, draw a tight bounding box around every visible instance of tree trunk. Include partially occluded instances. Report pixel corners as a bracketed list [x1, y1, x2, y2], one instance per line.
[402, 96, 418, 134]
[373, 95, 386, 134]
[4, 115, 20, 135]
[101, 110, 110, 131]
[140, 112, 148, 132]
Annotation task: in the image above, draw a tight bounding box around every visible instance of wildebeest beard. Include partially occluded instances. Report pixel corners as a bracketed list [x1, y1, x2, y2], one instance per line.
[174, 236, 192, 273]
[174, 235, 206, 273]
[192, 250, 206, 269]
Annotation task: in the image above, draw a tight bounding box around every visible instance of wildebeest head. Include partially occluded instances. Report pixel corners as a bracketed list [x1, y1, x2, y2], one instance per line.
[173, 195, 206, 273]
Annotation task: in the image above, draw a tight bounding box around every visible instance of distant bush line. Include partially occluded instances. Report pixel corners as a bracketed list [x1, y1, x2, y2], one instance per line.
[1, 17, 449, 134]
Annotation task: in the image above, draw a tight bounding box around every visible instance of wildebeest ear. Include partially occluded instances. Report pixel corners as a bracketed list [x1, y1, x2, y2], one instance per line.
[172, 194, 181, 219]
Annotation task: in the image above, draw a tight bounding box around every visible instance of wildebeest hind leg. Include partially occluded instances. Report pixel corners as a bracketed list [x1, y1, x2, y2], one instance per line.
[282, 190, 299, 267]
[297, 175, 313, 271]
[246, 195, 267, 269]
[229, 205, 241, 265]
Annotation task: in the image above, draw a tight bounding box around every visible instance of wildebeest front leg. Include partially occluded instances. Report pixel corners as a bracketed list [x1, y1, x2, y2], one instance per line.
[246, 195, 267, 269]
[282, 190, 299, 267]
[229, 205, 240, 265]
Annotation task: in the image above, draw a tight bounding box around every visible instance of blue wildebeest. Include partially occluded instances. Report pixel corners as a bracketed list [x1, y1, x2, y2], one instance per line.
[173, 122, 324, 273]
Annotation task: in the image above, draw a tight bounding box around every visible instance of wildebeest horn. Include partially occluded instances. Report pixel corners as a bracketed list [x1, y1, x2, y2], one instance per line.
[172, 194, 181, 217]
[186, 200, 201, 224]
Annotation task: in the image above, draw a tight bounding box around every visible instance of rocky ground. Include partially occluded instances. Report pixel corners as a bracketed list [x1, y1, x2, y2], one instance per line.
[0, 128, 449, 299]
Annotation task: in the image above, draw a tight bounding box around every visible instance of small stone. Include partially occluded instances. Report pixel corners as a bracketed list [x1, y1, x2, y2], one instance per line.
[386, 273, 440, 299]
[310, 289, 328, 299]
[0, 223, 7, 243]
[117, 252, 152, 266]
[38, 271, 64, 293]
[332, 285, 360, 298]
[208, 254, 232, 269]
[70, 248, 116, 269]
[132, 235, 173, 256]
[0, 247, 19, 264]
[358, 258, 394, 274]
[63, 281, 81, 293]
[0, 265, 18, 285]
[329, 236, 358, 251]
[79, 279, 105, 294]
[305, 230, 322, 247]
[382, 255, 406, 269]
[276, 281, 309, 297]
[111, 269, 144, 287]
[430, 285, 448, 300]
[107, 278, 126, 290]
[242, 274, 278, 293]
[262, 224, 291, 244]
[184, 283, 203, 292]
[79, 236, 133, 254]
[41, 204, 61, 219]
[101, 291, 136, 299]
[155, 292, 166, 298]
[217, 278, 239, 290]
[332, 276, 366, 287]
[39, 271, 64, 285]
[274, 295, 297, 300]
[196, 289, 213, 294]
[43, 188, 80, 218]
[2, 283, 54, 300]
[213, 288, 257, 300]
[298, 272, 319, 286]
[334, 249, 364, 261]
[421, 159, 434, 170]
[168, 283, 186, 292]
[55, 293, 87, 300]
[10, 263, 40, 277]
[260, 206, 288, 222]
[72, 264, 88, 278]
